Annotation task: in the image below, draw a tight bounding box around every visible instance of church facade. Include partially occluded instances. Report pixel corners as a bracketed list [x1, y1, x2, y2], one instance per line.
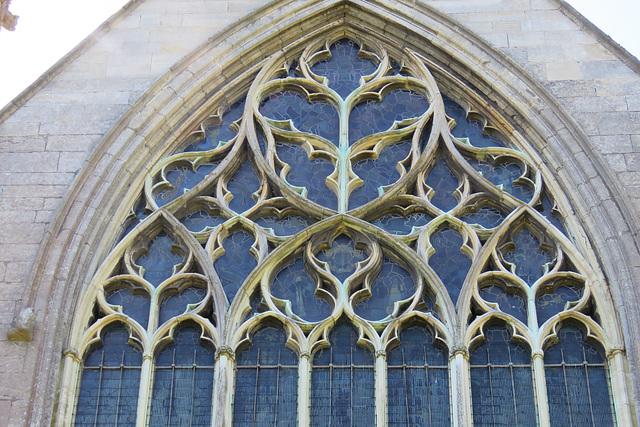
[1, 0, 640, 425]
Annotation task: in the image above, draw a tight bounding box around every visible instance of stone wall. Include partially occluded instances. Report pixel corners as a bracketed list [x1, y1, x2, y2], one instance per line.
[0, 0, 638, 425]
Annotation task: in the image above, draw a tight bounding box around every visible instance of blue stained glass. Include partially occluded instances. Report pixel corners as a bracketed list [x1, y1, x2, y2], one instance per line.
[227, 161, 260, 213]
[76, 327, 142, 427]
[502, 229, 554, 286]
[155, 163, 217, 207]
[106, 288, 150, 329]
[310, 39, 378, 99]
[353, 258, 415, 321]
[135, 232, 184, 286]
[443, 95, 506, 148]
[158, 287, 206, 326]
[428, 228, 472, 304]
[387, 326, 450, 427]
[120, 199, 148, 240]
[256, 122, 267, 155]
[349, 140, 412, 209]
[470, 326, 536, 427]
[184, 99, 245, 152]
[259, 91, 339, 145]
[372, 212, 432, 234]
[214, 231, 257, 304]
[151, 327, 215, 427]
[316, 235, 367, 282]
[271, 257, 332, 322]
[425, 158, 459, 212]
[179, 210, 224, 233]
[545, 325, 614, 427]
[539, 197, 567, 235]
[536, 284, 583, 326]
[461, 207, 506, 229]
[276, 142, 337, 210]
[311, 322, 375, 426]
[255, 215, 312, 235]
[235, 327, 298, 426]
[349, 90, 429, 144]
[479, 285, 527, 324]
[468, 159, 533, 202]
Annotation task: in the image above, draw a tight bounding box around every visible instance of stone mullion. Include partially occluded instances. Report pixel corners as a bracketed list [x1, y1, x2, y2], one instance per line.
[450, 346, 472, 427]
[298, 352, 311, 427]
[212, 347, 235, 426]
[531, 351, 551, 427]
[375, 350, 387, 427]
[135, 353, 154, 426]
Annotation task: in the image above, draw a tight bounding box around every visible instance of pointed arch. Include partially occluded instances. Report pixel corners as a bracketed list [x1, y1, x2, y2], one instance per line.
[30, 1, 636, 425]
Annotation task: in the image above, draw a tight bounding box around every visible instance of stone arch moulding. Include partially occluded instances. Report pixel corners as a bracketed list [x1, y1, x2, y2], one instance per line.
[20, 0, 639, 424]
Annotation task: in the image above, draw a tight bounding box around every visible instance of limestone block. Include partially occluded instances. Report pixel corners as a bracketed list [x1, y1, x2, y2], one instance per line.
[545, 61, 582, 80]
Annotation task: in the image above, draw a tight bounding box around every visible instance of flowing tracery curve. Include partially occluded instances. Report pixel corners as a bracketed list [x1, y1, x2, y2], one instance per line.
[63, 30, 627, 427]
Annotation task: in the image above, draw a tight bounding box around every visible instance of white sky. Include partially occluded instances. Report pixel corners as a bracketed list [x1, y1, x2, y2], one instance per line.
[0, 0, 638, 110]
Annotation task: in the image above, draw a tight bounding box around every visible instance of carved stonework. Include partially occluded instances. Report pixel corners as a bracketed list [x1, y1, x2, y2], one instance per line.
[7, 307, 35, 341]
[0, 0, 18, 31]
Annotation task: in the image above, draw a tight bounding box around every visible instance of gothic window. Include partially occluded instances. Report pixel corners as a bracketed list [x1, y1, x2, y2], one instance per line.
[61, 31, 629, 426]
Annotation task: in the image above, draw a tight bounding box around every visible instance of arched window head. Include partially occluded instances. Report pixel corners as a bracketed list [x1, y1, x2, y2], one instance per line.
[387, 324, 450, 426]
[544, 324, 615, 426]
[60, 22, 631, 426]
[234, 325, 298, 426]
[311, 321, 375, 426]
[469, 324, 536, 426]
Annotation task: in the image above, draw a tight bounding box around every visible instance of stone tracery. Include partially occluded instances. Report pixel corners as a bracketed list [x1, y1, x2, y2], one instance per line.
[67, 34, 622, 425]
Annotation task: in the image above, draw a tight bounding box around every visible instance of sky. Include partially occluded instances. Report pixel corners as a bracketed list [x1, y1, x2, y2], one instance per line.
[0, 0, 638, 110]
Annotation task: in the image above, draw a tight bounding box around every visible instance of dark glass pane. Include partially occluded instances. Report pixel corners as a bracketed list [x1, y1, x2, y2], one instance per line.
[234, 327, 298, 426]
[310, 39, 378, 99]
[428, 228, 471, 304]
[256, 123, 267, 155]
[214, 231, 257, 304]
[255, 215, 312, 236]
[120, 199, 148, 240]
[349, 140, 412, 209]
[106, 288, 150, 329]
[387, 326, 450, 427]
[545, 325, 614, 427]
[536, 284, 583, 326]
[271, 258, 332, 322]
[372, 212, 432, 235]
[185, 99, 245, 152]
[425, 158, 459, 212]
[158, 287, 206, 326]
[76, 327, 142, 426]
[539, 197, 567, 235]
[479, 285, 527, 324]
[135, 232, 184, 286]
[227, 161, 260, 213]
[443, 95, 506, 148]
[276, 142, 337, 210]
[349, 90, 429, 144]
[502, 229, 554, 286]
[316, 235, 367, 282]
[155, 163, 217, 207]
[354, 258, 415, 321]
[151, 327, 215, 426]
[260, 91, 339, 145]
[468, 159, 533, 202]
[461, 207, 506, 229]
[470, 326, 535, 426]
[311, 323, 374, 426]
[180, 210, 224, 233]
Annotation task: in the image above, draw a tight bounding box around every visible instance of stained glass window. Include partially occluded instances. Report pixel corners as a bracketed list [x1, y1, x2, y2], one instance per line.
[234, 326, 298, 426]
[311, 322, 375, 426]
[67, 31, 626, 427]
